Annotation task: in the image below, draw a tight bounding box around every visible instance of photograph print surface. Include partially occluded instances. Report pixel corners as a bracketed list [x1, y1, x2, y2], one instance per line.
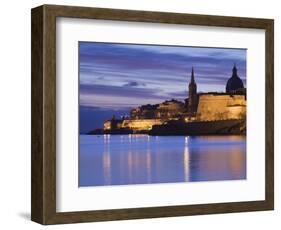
[79, 42, 247, 187]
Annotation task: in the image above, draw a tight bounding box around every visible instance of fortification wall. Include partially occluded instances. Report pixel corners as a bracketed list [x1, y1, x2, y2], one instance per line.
[121, 119, 163, 130]
[197, 94, 246, 121]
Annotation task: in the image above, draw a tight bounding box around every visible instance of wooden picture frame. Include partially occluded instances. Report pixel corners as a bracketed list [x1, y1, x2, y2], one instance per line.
[31, 4, 274, 225]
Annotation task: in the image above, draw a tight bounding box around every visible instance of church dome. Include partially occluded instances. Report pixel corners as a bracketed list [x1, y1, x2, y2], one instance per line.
[226, 65, 244, 93]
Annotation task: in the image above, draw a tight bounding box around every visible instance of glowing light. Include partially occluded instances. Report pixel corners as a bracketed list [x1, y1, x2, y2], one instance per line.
[183, 146, 190, 182]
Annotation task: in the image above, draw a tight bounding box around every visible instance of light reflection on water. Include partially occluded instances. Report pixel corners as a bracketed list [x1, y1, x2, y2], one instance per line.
[79, 134, 246, 187]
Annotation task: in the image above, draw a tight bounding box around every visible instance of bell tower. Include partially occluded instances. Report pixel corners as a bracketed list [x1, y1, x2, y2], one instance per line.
[188, 67, 198, 113]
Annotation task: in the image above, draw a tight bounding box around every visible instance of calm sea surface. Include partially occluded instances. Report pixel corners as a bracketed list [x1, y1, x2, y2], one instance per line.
[79, 135, 246, 187]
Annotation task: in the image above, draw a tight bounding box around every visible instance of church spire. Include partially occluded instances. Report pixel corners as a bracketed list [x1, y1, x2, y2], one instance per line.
[191, 67, 195, 83]
[188, 67, 198, 113]
[232, 63, 237, 77]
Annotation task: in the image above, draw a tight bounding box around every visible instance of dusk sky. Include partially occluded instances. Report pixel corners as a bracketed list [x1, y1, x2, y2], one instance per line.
[79, 42, 246, 133]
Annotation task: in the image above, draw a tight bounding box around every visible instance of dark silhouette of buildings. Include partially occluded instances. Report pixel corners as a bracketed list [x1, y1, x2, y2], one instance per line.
[99, 65, 246, 134]
[226, 64, 244, 93]
[188, 67, 198, 113]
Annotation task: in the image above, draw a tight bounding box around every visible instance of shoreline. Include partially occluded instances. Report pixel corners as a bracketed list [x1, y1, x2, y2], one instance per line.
[85, 119, 246, 136]
[82, 133, 246, 136]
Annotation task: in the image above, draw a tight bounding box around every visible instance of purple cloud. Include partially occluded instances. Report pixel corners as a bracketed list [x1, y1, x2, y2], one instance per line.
[79, 42, 246, 109]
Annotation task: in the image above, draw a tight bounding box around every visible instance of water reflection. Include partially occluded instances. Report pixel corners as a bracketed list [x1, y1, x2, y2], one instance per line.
[103, 144, 111, 185]
[183, 145, 190, 182]
[146, 148, 152, 183]
[79, 135, 246, 187]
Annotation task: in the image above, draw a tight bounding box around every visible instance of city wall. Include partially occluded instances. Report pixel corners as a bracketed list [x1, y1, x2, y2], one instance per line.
[197, 94, 246, 121]
[121, 119, 163, 131]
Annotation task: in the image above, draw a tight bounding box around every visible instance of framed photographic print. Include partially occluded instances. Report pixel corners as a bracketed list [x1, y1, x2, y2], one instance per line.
[31, 4, 274, 225]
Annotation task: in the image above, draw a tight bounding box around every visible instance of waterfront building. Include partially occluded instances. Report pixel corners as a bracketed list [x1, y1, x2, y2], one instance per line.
[103, 65, 246, 132]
